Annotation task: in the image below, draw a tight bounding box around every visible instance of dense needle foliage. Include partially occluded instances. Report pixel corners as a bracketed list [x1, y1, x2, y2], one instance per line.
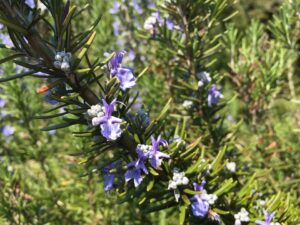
[0, 0, 299, 224]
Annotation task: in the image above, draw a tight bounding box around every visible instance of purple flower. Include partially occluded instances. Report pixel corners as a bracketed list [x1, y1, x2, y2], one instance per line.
[151, 12, 164, 25]
[15, 65, 29, 74]
[109, 50, 136, 90]
[109, 2, 121, 14]
[0, 23, 3, 30]
[104, 174, 115, 191]
[256, 211, 277, 225]
[166, 18, 174, 30]
[136, 136, 169, 169]
[103, 162, 120, 192]
[0, 112, 7, 118]
[110, 50, 126, 75]
[0, 98, 6, 108]
[148, 136, 169, 168]
[103, 160, 122, 191]
[92, 99, 123, 141]
[0, 66, 3, 75]
[1, 125, 15, 136]
[0, 34, 13, 47]
[128, 50, 136, 61]
[112, 20, 121, 36]
[133, 0, 143, 14]
[25, 0, 35, 8]
[144, 11, 163, 32]
[116, 67, 136, 91]
[125, 159, 148, 187]
[208, 85, 223, 107]
[44, 91, 59, 105]
[190, 181, 210, 217]
[100, 123, 122, 141]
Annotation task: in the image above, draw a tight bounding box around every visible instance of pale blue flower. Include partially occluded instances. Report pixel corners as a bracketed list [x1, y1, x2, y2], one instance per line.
[190, 181, 210, 217]
[25, 0, 35, 8]
[92, 99, 123, 141]
[125, 158, 148, 187]
[0, 98, 6, 108]
[208, 85, 223, 107]
[109, 51, 136, 90]
[110, 50, 126, 75]
[1, 125, 15, 136]
[103, 161, 120, 192]
[0, 34, 13, 47]
[136, 136, 169, 169]
[256, 211, 277, 225]
[148, 136, 169, 168]
[112, 20, 121, 36]
[110, 2, 121, 14]
[116, 67, 136, 91]
[104, 174, 115, 191]
[44, 91, 59, 105]
[166, 18, 174, 30]
[133, 0, 143, 14]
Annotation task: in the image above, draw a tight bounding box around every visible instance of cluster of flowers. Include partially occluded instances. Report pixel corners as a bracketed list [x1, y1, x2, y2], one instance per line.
[110, 0, 147, 15]
[86, 50, 137, 140]
[125, 136, 170, 187]
[102, 136, 170, 190]
[87, 50, 226, 220]
[106, 50, 136, 91]
[144, 11, 174, 34]
[53, 51, 72, 72]
[88, 99, 122, 141]
[197, 71, 223, 107]
[233, 202, 281, 225]
[190, 181, 218, 217]
[182, 71, 223, 109]
[256, 211, 281, 225]
[234, 208, 250, 225]
[168, 168, 189, 202]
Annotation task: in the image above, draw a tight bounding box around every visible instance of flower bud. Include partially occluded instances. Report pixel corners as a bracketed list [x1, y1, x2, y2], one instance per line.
[54, 61, 62, 69]
[61, 62, 70, 72]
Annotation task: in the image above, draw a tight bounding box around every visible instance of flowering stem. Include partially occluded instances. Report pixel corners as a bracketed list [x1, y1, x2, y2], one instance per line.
[0, 2, 138, 154]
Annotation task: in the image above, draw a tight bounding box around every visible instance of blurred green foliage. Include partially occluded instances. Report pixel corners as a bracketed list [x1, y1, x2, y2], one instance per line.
[0, 0, 300, 224]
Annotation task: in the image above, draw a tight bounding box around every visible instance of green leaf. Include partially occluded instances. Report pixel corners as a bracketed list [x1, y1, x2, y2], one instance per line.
[181, 195, 191, 205]
[212, 208, 230, 215]
[180, 137, 202, 158]
[213, 178, 237, 196]
[61, 5, 77, 35]
[157, 98, 172, 121]
[33, 112, 67, 120]
[238, 173, 257, 199]
[41, 121, 78, 131]
[147, 178, 155, 192]
[149, 167, 159, 176]
[211, 146, 226, 173]
[179, 205, 187, 225]
[0, 18, 29, 34]
[136, 66, 149, 80]
[142, 200, 177, 213]
[183, 189, 203, 195]
[100, 52, 115, 65]
[267, 192, 282, 213]
[0, 53, 25, 65]
[73, 31, 97, 68]
[186, 155, 205, 174]
[0, 70, 34, 83]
